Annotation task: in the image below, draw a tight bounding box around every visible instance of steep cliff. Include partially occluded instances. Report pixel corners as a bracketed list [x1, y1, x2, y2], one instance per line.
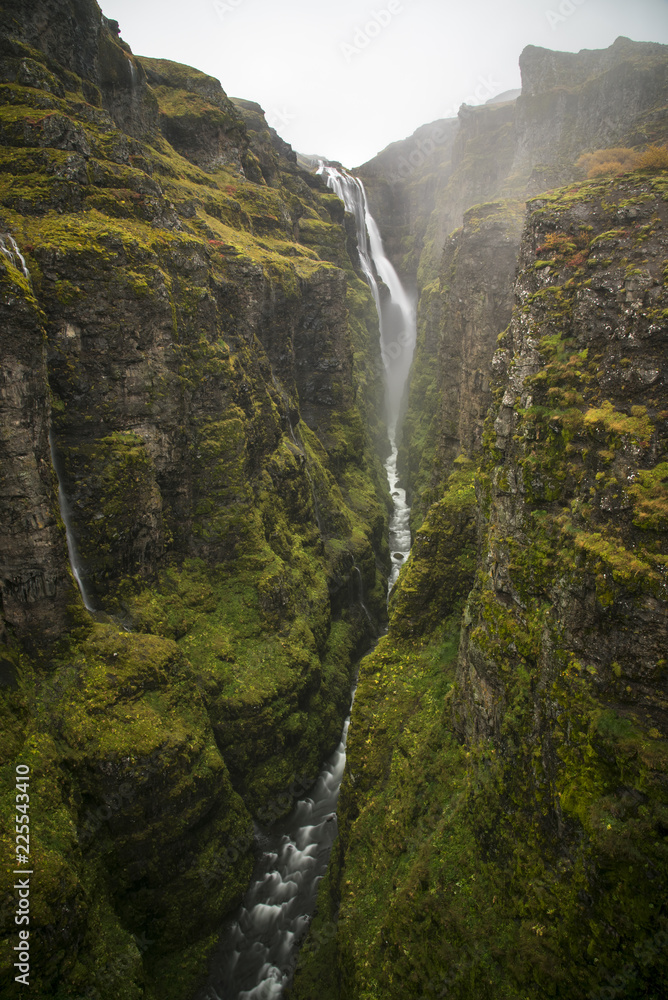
[0, 2, 390, 997]
[389, 36, 668, 526]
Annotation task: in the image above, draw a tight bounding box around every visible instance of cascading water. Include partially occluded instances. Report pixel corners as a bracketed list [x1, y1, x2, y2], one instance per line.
[197, 719, 350, 1000]
[0, 232, 30, 279]
[3, 231, 95, 610]
[48, 430, 96, 612]
[197, 165, 416, 1000]
[318, 163, 416, 592]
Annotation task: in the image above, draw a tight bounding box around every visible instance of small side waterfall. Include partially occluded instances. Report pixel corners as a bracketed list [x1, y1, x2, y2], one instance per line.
[49, 430, 96, 612]
[0, 233, 30, 279]
[3, 233, 94, 610]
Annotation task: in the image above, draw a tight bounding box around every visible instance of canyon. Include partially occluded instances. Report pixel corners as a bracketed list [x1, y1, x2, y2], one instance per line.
[0, 3, 667, 999]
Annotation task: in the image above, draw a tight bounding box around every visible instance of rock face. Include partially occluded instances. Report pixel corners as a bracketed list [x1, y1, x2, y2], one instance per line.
[2, 11, 668, 999]
[383, 35, 668, 529]
[0, 1, 390, 997]
[293, 170, 668, 1000]
[514, 37, 668, 188]
[402, 199, 525, 524]
[0, 255, 80, 649]
[458, 172, 668, 739]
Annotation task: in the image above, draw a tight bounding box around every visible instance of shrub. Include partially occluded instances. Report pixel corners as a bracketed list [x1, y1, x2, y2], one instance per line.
[576, 147, 639, 178]
[576, 144, 668, 179]
[635, 143, 668, 170]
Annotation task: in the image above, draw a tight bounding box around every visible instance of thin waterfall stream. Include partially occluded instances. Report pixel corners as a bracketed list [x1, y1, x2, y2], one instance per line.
[5, 228, 98, 615]
[49, 430, 97, 613]
[197, 165, 416, 1000]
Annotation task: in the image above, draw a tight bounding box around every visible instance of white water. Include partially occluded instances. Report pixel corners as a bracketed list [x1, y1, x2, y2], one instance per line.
[0, 233, 30, 279]
[5, 232, 95, 612]
[317, 163, 416, 423]
[197, 717, 351, 999]
[198, 164, 417, 1000]
[318, 164, 416, 595]
[48, 430, 96, 612]
[385, 422, 412, 590]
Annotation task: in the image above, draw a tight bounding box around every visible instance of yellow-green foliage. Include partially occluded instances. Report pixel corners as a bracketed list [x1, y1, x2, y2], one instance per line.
[576, 147, 640, 177]
[635, 143, 668, 171]
[0, 26, 391, 1000]
[583, 400, 654, 447]
[576, 144, 668, 179]
[0, 626, 253, 1000]
[295, 173, 668, 1000]
[389, 456, 477, 638]
[628, 461, 668, 530]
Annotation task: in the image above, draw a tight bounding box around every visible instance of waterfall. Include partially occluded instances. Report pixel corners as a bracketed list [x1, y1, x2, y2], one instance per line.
[3, 232, 94, 611]
[198, 165, 416, 1000]
[0, 233, 30, 279]
[317, 163, 415, 593]
[48, 430, 96, 612]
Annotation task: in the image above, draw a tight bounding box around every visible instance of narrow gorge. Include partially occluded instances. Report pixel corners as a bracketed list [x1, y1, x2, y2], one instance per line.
[0, 3, 667, 1000]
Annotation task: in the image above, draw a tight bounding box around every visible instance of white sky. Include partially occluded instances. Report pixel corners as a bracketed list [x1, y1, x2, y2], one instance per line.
[104, 0, 668, 168]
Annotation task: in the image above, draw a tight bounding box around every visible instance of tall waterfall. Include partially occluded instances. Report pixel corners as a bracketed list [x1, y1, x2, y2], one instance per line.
[197, 165, 416, 1000]
[318, 163, 415, 590]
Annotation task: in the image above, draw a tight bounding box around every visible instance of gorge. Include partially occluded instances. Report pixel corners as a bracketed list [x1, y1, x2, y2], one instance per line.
[0, 3, 667, 1000]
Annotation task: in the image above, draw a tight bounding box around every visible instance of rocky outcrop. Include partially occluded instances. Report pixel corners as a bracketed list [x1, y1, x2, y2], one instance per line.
[140, 57, 249, 173]
[393, 36, 668, 528]
[457, 174, 668, 742]
[0, 254, 80, 648]
[402, 199, 525, 525]
[514, 36, 668, 189]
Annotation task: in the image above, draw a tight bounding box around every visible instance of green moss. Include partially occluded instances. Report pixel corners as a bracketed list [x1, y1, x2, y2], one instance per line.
[583, 400, 654, 446]
[628, 462, 668, 529]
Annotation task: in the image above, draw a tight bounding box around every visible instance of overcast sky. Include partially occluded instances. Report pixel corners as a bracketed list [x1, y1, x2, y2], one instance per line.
[105, 0, 668, 168]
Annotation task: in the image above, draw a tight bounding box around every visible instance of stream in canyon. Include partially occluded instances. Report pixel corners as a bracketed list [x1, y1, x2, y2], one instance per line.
[196, 167, 416, 1000]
